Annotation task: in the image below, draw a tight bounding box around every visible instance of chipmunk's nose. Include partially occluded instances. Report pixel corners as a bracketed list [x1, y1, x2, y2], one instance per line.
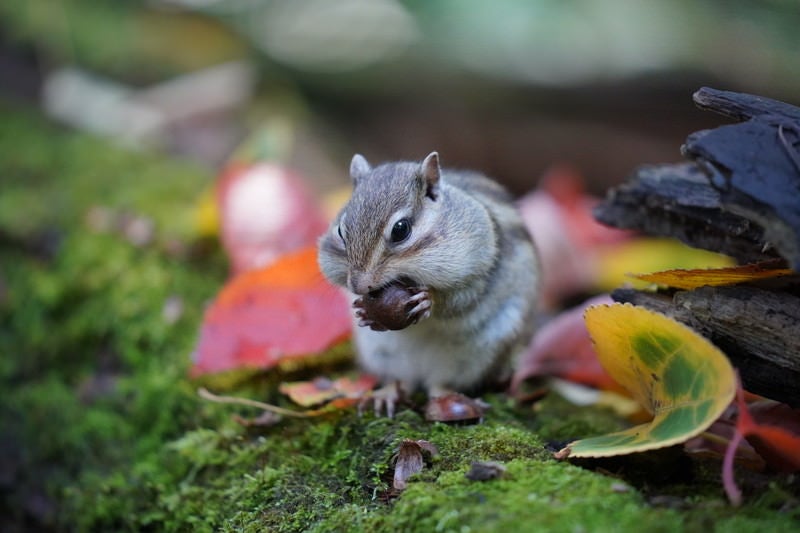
[348, 271, 377, 295]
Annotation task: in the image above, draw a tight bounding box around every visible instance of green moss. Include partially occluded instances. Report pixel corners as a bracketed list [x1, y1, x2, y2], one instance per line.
[2, 103, 799, 533]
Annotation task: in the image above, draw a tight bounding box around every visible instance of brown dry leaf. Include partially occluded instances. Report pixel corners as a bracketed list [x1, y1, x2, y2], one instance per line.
[393, 439, 439, 491]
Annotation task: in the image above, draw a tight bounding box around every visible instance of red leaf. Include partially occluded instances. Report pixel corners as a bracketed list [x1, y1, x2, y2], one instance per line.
[510, 295, 620, 394]
[191, 246, 351, 376]
[736, 382, 800, 472]
[217, 163, 328, 274]
[723, 375, 800, 505]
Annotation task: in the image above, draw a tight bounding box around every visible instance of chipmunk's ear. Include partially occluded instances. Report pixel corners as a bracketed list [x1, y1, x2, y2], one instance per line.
[350, 154, 371, 184]
[420, 151, 440, 200]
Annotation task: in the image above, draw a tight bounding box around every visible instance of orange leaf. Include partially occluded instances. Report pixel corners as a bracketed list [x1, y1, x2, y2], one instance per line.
[633, 261, 794, 290]
[191, 246, 351, 376]
[279, 374, 378, 407]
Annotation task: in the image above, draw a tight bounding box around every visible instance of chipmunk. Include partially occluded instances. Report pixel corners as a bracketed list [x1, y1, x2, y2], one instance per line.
[318, 152, 539, 416]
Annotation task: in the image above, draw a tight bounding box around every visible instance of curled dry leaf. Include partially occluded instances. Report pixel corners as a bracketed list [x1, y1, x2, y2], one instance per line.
[393, 439, 439, 491]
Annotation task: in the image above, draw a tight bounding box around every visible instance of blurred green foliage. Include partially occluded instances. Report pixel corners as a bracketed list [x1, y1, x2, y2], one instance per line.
[0, 0, 247, 84]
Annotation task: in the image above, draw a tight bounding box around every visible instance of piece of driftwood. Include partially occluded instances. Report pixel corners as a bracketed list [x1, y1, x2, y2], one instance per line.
[594, 163, 775, 265]
[596, 87, 800, 406]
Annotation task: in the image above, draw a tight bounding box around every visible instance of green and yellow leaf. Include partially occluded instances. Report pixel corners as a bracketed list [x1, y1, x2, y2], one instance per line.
[556, 303, 735, 459]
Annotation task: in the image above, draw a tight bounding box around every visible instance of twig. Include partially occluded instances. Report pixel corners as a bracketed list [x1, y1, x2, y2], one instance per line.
[197, 387, 313, 418]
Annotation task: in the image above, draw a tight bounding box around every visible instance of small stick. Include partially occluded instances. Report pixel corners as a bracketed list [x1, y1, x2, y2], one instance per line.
[197, 387, 312, 418]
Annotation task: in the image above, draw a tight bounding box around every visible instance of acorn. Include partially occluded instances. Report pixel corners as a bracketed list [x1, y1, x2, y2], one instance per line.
[355, 281, 425, 331]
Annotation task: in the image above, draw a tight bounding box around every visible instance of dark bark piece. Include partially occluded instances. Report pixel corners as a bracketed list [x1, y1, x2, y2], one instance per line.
[593, 163, 774, 264]
[684, 87, 800, 269]
[693, 87, 800, 124]
[612, 286, 800, 407]
[683, 122, 800, 269]
[596, 87, 800, 269]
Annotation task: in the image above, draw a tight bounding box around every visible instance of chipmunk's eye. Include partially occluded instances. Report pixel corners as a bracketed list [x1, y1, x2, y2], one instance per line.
[390, 218, 411, 243]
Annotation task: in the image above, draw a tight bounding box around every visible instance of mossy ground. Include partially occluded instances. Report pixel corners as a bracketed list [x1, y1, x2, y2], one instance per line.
[2, 103, 799, 532]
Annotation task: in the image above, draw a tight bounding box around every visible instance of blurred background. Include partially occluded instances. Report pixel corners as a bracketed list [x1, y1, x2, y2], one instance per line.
[2, 2, 800, 529]
[2, 0, 799, 195]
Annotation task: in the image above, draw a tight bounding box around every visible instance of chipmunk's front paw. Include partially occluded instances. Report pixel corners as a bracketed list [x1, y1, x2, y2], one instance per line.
[358, 381, 405, 418]
[405, 287, 431, 324]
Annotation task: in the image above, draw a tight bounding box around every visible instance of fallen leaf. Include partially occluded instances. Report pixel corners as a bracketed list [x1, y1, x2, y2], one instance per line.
[633, 260, 794, 290]
[556, 303, 735, 459]
[511, 295, 620, 395]
[684, 418, 764, 471]
[594, 239, 734, 292]
[736, 374, 800, 472]
[279, 374, 378, 407]
[723, 374, 800, 504]
[217, 162, 328, 274]
[190, 246, 351, 376]
[393, 439, 438, 491]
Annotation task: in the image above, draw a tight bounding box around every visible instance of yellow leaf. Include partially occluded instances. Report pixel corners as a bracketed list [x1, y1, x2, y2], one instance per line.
[632, 261, 794, 290]
[194, 185, 219, 238]
[594, 239, 733, 291]
[557, 303, 735, 458]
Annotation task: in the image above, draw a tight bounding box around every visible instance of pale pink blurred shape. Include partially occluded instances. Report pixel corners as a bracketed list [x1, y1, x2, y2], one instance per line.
[217, 162, 329, 274]
[517, 165, 630, 309]
[511, 294, 618, 394]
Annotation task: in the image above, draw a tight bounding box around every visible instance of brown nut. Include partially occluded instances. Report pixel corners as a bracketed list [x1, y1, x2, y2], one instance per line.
[360, 283, 419, 331]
